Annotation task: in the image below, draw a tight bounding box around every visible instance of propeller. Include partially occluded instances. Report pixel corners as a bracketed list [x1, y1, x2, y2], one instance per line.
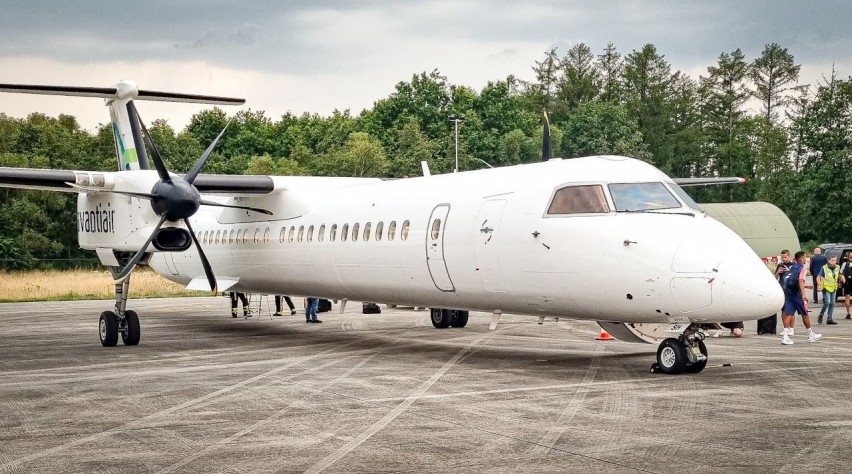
[542, 111, 552, 161]
[113, 102, 271, 293]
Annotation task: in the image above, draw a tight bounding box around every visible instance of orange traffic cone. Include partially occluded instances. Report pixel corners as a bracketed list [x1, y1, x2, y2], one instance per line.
[596, 328, 615, 341]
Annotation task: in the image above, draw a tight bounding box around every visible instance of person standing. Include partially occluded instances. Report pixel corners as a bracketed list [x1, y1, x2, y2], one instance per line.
[768, 250, 793, 336]
[841, 254, 852, 319]
[781, 251, 821, 345]
[274, 295, 297, 316]
[229, 292, 250, 318]
[809, 247, 827, 304]
[817, 255, 840, 325]
[305, 297, 322, 323]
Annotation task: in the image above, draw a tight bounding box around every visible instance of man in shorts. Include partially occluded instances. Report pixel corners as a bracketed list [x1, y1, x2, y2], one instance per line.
[781, 251, 822, 345]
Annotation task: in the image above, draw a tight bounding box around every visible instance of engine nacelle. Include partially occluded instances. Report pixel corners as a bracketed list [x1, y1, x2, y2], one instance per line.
[77, 191, 168, 252]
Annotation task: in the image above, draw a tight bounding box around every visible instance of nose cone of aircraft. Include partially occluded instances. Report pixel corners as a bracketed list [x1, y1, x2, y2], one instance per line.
[721, 260, 785, 320]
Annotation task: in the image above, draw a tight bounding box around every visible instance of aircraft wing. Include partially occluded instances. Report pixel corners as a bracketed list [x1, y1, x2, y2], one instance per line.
[0, 168, 276, 195]
[672, 177, 746, 187]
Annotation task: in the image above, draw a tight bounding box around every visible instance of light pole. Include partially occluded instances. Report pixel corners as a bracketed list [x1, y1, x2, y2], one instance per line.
[448, 114, 465, 173]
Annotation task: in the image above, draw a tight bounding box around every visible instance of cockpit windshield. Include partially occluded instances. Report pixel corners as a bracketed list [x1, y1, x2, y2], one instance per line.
[608, 182, 682, 212]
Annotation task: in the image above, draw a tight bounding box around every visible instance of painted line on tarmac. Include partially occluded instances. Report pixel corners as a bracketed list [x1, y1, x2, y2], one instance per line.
[3, 339, 369, 472]
[155, 354, 379, 474]
[528, 344, 604, 456]
[301, 335, 488, 474]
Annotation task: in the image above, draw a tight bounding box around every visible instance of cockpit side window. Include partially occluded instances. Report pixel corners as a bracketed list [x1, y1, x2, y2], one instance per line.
[668, 182, 704, 212]
[547, 185, 610, 215]
[608, 182, 681, 212]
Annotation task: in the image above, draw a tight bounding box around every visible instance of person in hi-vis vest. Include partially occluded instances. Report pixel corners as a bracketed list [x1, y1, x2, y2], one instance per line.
[817, 256, 841, 325]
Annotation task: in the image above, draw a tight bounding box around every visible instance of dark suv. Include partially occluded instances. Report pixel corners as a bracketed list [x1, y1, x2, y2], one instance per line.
[818, 243, 852, 298]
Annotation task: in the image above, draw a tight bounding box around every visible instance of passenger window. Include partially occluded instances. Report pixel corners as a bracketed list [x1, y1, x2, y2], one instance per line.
[352, 223, 360, 241]
[298, 225, 305, 242]
[215, 230, 221, 245]
[253, 228, 260, 244]
[342, 224, 349, 241]
[401, 220, 410, 240]
[388, 221, 397, 241]
[376, 222, 384, 241]
[229, 229, 235, 244]
[364, 222, 372, 241]
[279, 227, 286, 243]
[330, 224, 337, 241]
[431, 219, 441, 240]
[243, 229, 250, 244]
[307, 225, 314, 242]
[289, 226, 295, 243]
[236, 229, 242, 244]
[263, 227, 270, 243]
[318, 224, 325, 242]
[547, 185, 609, 214]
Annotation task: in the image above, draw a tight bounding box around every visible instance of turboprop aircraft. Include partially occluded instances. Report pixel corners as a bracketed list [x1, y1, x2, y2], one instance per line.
[0, 81, 783, 374]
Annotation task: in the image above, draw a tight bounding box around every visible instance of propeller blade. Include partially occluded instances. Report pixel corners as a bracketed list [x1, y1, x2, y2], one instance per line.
[129, 102, 171, 182]
[185, 121, 231, 184]
[199, 200, 273, 216]
[542, 111, 552, 161]
[183, 218, 217, 294]
[113, 216, 167, 283]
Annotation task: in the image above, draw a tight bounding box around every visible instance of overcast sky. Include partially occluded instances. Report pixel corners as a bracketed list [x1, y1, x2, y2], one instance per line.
[1, 0, 849, 131]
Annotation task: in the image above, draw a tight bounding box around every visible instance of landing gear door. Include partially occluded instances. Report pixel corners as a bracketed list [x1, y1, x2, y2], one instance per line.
[426, 204, 455, 291]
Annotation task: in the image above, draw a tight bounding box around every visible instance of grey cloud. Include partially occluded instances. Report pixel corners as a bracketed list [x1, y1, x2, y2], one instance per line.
[1, 0, 850, 80]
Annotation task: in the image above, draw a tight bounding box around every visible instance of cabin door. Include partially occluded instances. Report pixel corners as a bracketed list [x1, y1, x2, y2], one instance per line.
[426, 204, 455, 291]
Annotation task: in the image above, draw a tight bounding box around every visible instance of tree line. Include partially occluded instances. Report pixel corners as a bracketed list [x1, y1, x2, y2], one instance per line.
[0, 41, 850, 269]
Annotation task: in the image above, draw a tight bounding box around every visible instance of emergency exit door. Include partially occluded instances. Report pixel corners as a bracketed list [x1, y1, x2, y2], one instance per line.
[426, 204, 455, 291]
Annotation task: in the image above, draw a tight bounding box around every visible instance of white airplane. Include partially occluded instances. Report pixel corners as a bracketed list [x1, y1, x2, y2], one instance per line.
[0, 81, 783, 374]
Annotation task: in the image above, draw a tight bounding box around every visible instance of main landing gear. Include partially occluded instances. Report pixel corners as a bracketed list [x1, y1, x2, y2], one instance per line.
[650, 325, 707, 374]
[430, 308, 469, 329]
[99, 273, 141, 347]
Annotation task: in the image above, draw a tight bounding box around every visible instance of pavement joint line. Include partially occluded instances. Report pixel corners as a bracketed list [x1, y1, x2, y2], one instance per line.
[154, 353, 381, 474]
[300, 335, 488, 474]
[3, 338, 367, 471]
[528, 344, 605, 456]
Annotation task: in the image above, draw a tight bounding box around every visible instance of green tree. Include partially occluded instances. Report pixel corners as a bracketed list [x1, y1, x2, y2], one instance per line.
[750, 43, 801, 123]
[312, 132, 388, 177]
[697, 49, 753, 201]
[556, 43, 600, 114]
[561, 101, 647, 158]
[597, 42, 624, 104]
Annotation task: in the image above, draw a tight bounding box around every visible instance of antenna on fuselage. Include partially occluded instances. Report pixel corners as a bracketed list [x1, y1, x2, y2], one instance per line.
[542, 111, 552, 161]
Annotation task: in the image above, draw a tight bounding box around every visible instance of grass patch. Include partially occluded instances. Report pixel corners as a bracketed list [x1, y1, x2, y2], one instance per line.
[0, 268, 203, 302]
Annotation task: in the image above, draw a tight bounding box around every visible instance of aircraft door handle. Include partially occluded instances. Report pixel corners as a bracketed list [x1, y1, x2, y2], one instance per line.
[480, 226, 493, 234]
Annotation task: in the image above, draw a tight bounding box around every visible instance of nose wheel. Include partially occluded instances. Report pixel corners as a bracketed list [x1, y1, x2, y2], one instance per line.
[650, 327, 708, 374]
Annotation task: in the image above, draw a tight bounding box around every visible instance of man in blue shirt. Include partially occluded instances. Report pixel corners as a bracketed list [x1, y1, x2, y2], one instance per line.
[809, 247, 828, 304]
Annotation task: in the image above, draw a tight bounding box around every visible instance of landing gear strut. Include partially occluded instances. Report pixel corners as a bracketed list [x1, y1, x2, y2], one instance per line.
[650, 325, 707, 374]
[99, 271, 141, 347]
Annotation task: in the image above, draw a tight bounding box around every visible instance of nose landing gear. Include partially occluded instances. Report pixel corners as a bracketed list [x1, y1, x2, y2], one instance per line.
[650, 326, 707, 374]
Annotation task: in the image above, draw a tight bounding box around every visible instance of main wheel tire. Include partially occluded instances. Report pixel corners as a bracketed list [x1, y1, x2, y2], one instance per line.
[656, 337, 687, 374]
[430, 308, 451, 328]
[122, 310, 141, 346]
[99, 311, 119, 347]
[451, 310, 469, 328]
[685, 339, 708, 373]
